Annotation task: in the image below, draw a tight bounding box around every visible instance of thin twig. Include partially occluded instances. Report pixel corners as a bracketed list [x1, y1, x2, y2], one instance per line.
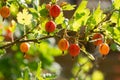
[0, 35, 55, 49]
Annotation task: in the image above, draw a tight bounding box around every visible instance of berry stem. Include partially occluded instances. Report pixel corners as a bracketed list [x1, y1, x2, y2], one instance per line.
[62, 51, 64, 55]
[72, 56, 75, 60]
[11, 32, 14, 42]
[102, 55, 106, 60]
[47, 32, 50, 35]
[24, 24, 27, 40]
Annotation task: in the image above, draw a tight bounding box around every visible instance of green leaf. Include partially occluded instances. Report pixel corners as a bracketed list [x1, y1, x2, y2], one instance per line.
[25, 0, 32, 4]
[36, 62, 44, 80]
[73, 0, 88, 17]
[72, 9, 90, 31]
[17, 78, 23, 80]
[0, 36, 4, 42]
[55, 12, 65, 25]
[11, 44, 18, 51]
[113, 27, 120, 44]
[113, 0, 120, 9]
[51, 0, 58, 4]
[10, 2, 19, 16]
[39, 4, 49, 17]
[23, 67, 30, 80]
[93, 4, 105, 24]
[0, 49, 6, 55]
[86, 15, 96, 31]
[29, 8, 37, 13]
[71, 0, 90, 31]
[62, 4, 76, 11]
[110, 11, 120, 26]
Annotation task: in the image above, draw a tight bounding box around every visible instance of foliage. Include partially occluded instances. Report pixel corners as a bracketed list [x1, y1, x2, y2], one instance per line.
[0, 0, 120, 80]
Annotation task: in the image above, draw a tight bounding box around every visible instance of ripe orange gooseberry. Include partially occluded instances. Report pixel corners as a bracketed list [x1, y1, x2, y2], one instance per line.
[92, 33, 104, 46]
[20, 42, 30, 53]
[99, 43, 110, 56]
[45, 21, 56, 33]
[49, 4, 61, 18]
[0, 6, 10, 18]
[58, 38, 69, 51]
[69, 44, 80, 57]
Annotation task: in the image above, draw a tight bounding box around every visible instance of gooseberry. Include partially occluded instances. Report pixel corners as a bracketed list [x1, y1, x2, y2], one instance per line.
[45, 21, 56, 33]
[0, 6, 10, 18]
[69, 44, 80, 57]
[92, 33, 104, 46]
[99, 43, 110, 56]
[58, 38, 69, 51]
[49, 5, 61, 18]
[20, 42, 30, 53]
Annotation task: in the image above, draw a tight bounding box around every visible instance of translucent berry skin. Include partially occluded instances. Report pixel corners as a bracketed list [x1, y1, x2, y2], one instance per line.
[58, 38, 69, 51]
[45, 21, 56, 33]
[92, 33, 103, 46]
[49, 5, 61, 18]
[20, 42, 30, 53]
[99, 43, 110, 55]
[69, 44, 80, 57]
[0, 6, 10, 18]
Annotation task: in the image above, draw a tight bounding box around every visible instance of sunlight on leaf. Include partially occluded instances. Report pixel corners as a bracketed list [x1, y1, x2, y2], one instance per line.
[55, 12, 65, 25]
[73, 1, 87, 17]
[110, 12, 120, 26]
[36, 62, 44, 80]
[10, 2, 19, 16]
[93, 4, 105, 24]
[62, 3, 76, 11]
[113, 27, 120, 44]
[71, 0, 89, 31]
[92, 70, 104, 80]
[29, 8, 37, 13]
[72, 9, 90, 31]
[113, 0, 120, 9]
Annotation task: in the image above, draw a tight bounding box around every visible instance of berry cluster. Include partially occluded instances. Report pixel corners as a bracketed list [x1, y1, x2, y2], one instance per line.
[45, 4, 61, 34]
[2, 2, 109, 59]
[58, 38, 80, 58]
[92, 33, 110, 56]
[19, 4, 61, 54]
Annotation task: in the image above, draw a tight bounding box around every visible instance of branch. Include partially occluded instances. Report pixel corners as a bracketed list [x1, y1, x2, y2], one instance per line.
[0, 35, 55, 49]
